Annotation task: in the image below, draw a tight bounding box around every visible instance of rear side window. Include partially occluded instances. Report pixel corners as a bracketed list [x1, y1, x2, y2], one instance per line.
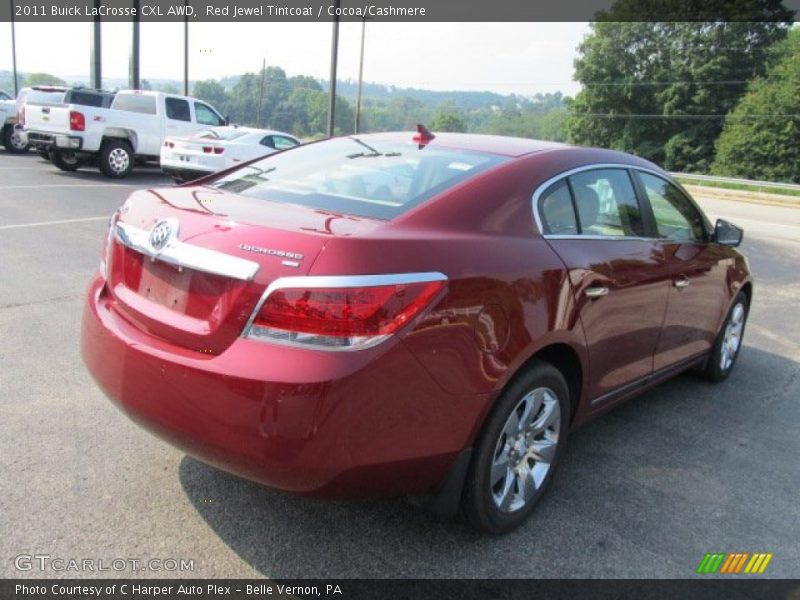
[539, 180, 577, 235]
[165, 98, 191, 121]
[210, 137, 508, 220]
[0, 91, 11, 101]
[272, 135, 299, 150]
[568, 169, 644, 237]
[113, 94, 157, 115]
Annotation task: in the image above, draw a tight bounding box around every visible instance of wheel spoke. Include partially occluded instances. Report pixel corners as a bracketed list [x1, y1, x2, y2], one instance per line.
[502, 410, 521, 439]
[531, 397, 559, 433]
[530, 437, 557, 464]
[517, 464, 537, 503]
[496, 473, 515, 512]
[491, 449, 511, 486]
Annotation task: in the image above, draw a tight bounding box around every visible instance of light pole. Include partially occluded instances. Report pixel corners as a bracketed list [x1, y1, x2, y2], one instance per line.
[10, 0, 18, 96]
[354, 18, 367, 134]
[326, 0, 340, 138]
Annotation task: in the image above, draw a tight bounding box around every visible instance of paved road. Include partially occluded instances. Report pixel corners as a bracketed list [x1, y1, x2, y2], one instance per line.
[1, 152, 798, 579]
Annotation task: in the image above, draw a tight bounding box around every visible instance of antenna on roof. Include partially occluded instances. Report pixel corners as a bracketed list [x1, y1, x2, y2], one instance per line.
[413, 123, 435, 144]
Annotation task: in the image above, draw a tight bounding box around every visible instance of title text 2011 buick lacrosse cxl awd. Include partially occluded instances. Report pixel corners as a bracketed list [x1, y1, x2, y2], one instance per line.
[81, 130, 751, 533]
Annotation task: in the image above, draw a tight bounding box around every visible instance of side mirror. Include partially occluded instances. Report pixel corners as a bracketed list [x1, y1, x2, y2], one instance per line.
[714, 218, 743, 247]
[224, 115, 230, 126]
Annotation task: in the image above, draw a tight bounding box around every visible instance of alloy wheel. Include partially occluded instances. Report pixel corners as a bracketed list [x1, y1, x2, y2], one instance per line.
[720, 302, 745, 371]
[490, 386, 561, 513]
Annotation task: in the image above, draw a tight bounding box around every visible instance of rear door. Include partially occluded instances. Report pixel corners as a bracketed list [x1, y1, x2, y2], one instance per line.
[536, 167, 671, 404]
[634, 171, 726, 370]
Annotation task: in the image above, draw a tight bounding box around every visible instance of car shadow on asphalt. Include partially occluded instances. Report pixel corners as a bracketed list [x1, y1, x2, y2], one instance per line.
[178, 345, 799, 578]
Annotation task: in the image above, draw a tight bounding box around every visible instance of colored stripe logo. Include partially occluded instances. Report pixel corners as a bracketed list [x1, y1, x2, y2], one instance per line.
[697, 552, 773, 574]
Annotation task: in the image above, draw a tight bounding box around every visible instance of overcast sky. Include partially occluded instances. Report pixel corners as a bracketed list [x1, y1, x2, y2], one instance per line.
[1, 22, 590, 96]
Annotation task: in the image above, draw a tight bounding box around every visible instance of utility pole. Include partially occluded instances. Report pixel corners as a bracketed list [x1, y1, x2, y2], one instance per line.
[326, 0, 340, 137]
[256, 58, 266, 128]
[10, 0, 18, 96]
[130, 0, 140, 89]
[183, 1, 189, 95]
[354, 18, 366, 134]
[91, 0, 102, 89]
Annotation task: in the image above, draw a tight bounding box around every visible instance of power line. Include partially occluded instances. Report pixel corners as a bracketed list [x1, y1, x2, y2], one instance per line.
[570, 113, 799, 119]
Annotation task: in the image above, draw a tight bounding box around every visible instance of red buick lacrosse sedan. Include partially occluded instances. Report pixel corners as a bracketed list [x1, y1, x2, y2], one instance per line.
[81, 129, 751, 533]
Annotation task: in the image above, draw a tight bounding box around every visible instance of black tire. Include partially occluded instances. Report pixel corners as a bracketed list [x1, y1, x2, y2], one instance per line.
[463, 361, 570, 534]
[50, 150, 82, 172]
[98, 139, 134, 178]
[38, 149, 51, 160]
[703, 292, 749, 382]
[2, 124, 29, 154]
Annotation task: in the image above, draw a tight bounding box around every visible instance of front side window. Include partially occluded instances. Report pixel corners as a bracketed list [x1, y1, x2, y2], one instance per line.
[568, 169, 644, 237]
[210, 137, 508, 220]
[194, 102, 223, 126]
[165, 97, 191, 122]
[639, 173, 705, 242]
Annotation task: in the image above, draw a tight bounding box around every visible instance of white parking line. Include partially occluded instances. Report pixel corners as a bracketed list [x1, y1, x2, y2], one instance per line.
[0, 183, 133, 190]
[0, 216, 108, 230]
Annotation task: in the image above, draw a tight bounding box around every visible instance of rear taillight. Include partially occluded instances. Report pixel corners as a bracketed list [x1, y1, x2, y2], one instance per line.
[213, 147, 224, 155]
[164, 141, 174, 148]
[69, 111, 85, 131]
[202, 146, 212, 153]
[99, 214, 117, 280]
[17, 107, 25, 126]
[244, 273, 446, 350]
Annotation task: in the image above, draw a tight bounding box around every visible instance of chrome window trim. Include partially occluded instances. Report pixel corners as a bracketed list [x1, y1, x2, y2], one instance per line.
[114, 221, 260, 281]
[531, 163, 677, 241]
[242, 271, 448, 352]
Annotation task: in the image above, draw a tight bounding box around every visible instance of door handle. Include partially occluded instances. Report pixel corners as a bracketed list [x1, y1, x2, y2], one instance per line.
[585, 286, 609, 299]
[673, 277, 690, 290]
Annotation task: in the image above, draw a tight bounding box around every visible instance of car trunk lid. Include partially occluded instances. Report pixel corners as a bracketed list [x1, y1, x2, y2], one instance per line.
[105, 186, 381, 354]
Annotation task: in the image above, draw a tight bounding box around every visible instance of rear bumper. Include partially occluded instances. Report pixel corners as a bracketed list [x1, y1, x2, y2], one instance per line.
[161, 164, 215, 182]
[26, 130, 83, 150]
[81, 275, 486, 498]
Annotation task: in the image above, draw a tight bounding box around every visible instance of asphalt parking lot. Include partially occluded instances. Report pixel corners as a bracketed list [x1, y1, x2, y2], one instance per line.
[1, 151, 798, 579]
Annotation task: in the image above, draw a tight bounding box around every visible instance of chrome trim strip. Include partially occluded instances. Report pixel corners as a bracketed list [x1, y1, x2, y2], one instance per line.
[242, 271, 448, 351]
[114, 221, 260, 282]
[530, 163, 672, 240]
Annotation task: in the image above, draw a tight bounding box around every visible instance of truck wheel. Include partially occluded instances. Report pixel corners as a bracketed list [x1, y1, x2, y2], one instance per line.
[50, 150, 82, 171]
[2, 125, 29, 154]
[38, 149, 51, 160]
[99, 140, 133, 178]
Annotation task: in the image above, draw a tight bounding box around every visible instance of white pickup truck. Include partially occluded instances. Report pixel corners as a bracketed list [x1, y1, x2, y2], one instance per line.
[24, 90, 227, 178]
[1, 89, 28, 153]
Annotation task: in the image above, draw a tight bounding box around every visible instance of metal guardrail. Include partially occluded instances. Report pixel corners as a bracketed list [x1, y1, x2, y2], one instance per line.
[671, 172, 800, 192]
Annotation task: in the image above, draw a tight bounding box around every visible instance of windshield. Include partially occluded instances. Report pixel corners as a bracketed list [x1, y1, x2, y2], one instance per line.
[208, 137, 508, 220]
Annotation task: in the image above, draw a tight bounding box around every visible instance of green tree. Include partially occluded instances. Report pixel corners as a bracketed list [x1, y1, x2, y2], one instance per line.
[430, 111, 467, 133]
[567, 4, 791, 172]
[24, 73, 67, 87]
[192, 79, 229, 115]
[713, 28, 800, 183]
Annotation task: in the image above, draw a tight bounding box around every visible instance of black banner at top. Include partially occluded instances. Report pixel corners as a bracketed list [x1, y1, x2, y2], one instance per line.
[1, 0, 798, 22]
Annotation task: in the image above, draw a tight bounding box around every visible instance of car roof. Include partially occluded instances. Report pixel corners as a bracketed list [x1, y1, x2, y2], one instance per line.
[350, 131, 571, 158]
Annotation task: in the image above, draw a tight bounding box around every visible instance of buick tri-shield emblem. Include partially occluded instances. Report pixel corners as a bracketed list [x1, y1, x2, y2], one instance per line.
[149, 219, 178, 252]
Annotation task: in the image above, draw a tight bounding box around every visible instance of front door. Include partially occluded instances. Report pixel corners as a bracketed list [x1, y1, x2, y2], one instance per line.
[634, 172, 727, 370]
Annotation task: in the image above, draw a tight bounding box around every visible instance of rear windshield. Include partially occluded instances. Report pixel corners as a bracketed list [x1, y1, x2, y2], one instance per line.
[209, 137, 508, 220]
[195, 128, 248, 141]
[66, 90, 113, 108]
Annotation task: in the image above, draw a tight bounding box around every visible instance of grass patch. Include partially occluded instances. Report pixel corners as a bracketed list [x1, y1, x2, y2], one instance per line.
[676, 177, 800, 199]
